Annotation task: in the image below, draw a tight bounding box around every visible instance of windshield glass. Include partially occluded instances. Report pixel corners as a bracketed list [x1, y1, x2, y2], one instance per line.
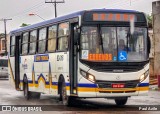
[80, 26, 148, 62]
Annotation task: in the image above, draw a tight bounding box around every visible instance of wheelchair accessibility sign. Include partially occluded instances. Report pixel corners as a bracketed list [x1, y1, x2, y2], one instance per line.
[118, 51, 127, 61]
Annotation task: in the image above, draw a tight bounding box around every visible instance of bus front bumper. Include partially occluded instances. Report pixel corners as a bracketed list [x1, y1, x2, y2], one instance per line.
[77, 87, 149, 98]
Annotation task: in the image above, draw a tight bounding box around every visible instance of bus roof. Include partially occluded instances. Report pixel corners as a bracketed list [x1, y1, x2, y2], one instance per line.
[10, 9, 142, 35]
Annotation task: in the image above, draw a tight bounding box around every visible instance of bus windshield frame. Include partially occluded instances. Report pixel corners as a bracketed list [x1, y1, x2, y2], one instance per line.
[80, 25, 148, 63]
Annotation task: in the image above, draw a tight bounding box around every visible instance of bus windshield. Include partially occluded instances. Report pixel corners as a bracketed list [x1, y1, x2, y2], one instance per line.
[80, 26, 148, 62]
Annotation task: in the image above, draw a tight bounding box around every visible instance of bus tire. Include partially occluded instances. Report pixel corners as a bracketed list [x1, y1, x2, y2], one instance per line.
[23, 77, 41, 100]
[29, 92, 41, 99]
[61, 80, 74, 106]
[115, 97, 128, 106]
[23, 79, 29, 100]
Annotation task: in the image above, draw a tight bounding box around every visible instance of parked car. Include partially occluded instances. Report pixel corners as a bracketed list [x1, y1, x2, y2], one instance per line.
[0, 56, 8, 78]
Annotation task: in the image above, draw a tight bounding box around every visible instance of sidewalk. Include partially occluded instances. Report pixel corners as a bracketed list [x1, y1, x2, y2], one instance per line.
[149, 85, 160, 91]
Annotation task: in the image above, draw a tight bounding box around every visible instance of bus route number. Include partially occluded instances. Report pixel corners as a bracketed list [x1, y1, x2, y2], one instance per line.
[57, 55, 64, 61]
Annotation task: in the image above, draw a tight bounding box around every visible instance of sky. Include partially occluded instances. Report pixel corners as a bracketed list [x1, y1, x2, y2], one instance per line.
[0, 0, 156, 33]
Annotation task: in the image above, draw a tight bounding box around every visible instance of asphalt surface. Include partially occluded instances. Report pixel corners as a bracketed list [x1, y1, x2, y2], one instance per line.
[0, 79, 160, 114]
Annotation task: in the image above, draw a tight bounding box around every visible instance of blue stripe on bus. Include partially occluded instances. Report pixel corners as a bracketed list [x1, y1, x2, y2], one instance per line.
[45, 82, 50, 85]
[52, 82, 58, 85]
[21, 80, 97, 88]
[37, 74, 45, 81]
[138, 83, 149, 87]
[78, 83, 97, 88]
[66, 83, 97, 88]
[28, 80, 33, 83]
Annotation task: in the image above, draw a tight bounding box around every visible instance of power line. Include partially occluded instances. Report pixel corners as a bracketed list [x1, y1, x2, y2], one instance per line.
[4, 1, 45, 19]
[45, 0, 65, 18]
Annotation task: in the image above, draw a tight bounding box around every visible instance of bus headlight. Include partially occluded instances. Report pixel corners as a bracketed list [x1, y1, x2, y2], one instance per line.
[88, 74, 95, 83]
[80, 69, 96, 83]
[139, 70, 149, 82]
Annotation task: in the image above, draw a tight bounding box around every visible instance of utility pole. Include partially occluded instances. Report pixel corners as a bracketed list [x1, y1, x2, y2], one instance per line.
[0, 18, 12, 55]
[45, 0, 65, 18]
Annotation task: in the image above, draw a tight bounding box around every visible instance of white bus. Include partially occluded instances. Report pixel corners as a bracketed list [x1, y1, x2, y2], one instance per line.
[8, 9, 150, 106]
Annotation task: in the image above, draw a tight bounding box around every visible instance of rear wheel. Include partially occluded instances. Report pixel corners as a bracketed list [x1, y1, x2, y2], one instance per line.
[115, 97, 128, 106]
[23, 78, 41, 100]
[24, 81, 29, 100]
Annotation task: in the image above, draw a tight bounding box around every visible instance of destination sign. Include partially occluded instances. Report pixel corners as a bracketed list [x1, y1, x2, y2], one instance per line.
[34, 54, 49, 62]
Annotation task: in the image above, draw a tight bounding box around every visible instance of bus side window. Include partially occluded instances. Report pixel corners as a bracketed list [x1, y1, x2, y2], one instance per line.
[21, 32, 29, 55]
[29, 30, 37, 54]
[57, 22, 69, 51]
[48, 25, 57, 52]
[38, 28, 47, 53]
[10, 35, 15, 56]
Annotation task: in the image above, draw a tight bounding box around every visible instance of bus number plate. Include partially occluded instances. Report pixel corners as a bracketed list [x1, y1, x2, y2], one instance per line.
[112, 84, 125, 88]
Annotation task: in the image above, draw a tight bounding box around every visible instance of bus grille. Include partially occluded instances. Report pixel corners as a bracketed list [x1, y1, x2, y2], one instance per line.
[96, 80, 139, 88]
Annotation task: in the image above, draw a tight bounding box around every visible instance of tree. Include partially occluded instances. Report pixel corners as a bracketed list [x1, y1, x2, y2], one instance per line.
[0, 33, 5, 38]
[20, 23, 30, 27]
[147, 14, 153, 29]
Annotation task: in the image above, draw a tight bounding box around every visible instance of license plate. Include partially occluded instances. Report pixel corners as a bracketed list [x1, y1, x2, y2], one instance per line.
[112, 84, 125, 88]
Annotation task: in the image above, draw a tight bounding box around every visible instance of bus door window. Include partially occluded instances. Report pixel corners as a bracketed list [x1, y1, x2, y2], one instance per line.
[58, 22, 69, 51]
[10, 36, 15, 56]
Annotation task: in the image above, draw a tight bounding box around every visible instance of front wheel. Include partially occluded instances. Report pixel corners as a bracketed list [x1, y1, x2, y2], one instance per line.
[115, 97, 128, 106]
[61, 81, 74, 106]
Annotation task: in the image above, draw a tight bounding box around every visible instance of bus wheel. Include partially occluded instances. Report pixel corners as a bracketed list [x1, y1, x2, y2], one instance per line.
[23, 80, 41, 100]
[23, 81, 29, 100]
[115, 97, 128, 106]
[61, 81, 73, 106]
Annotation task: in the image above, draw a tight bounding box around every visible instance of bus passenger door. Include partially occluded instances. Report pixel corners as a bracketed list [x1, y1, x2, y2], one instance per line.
[69, 23, 78, 95]
[15, 36, 21, 90]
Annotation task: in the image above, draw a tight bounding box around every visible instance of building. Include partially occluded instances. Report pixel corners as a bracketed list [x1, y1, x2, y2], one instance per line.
[151, 0, 160, 85]
[0, 33, 8, 56]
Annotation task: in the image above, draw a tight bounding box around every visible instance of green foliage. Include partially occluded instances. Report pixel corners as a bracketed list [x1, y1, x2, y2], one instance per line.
[20, 23, 30, 27]
[147, 14, 153, 29]
[0, 33, 5, 38]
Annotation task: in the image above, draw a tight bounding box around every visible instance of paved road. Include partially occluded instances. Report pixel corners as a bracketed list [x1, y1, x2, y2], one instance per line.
[0, 79, 160, 113]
